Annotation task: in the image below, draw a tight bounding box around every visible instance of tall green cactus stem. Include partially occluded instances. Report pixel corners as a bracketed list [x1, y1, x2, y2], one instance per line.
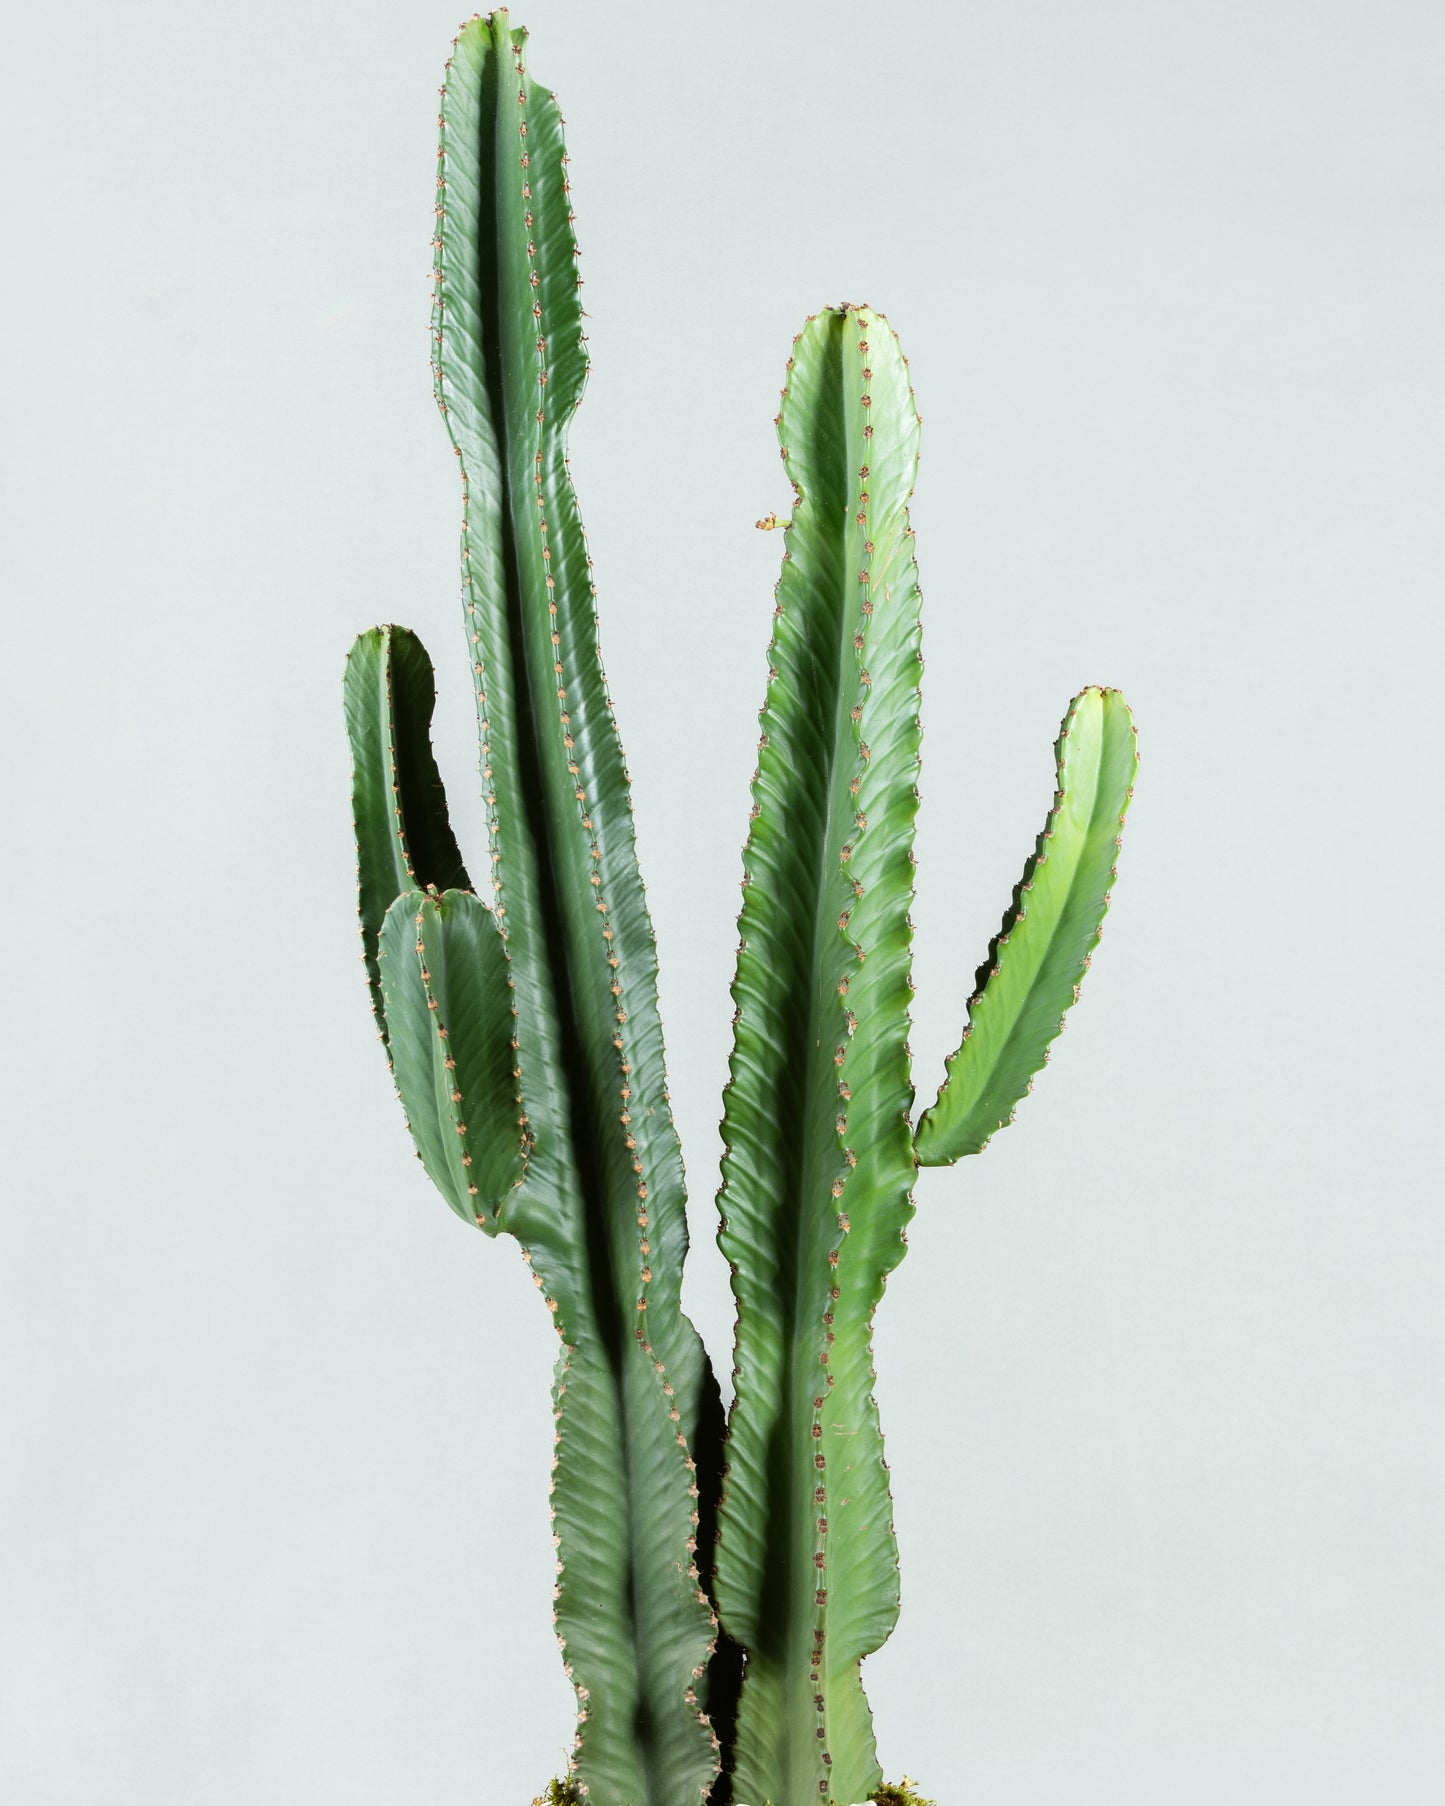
[715, 306, 923, 1806]
[431, 16, 731, 1800]
[348, 13, 736, 1803]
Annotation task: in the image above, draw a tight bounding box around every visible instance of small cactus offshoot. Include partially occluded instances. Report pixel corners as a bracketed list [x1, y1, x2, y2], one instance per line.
[343, 12, 1137, 1805]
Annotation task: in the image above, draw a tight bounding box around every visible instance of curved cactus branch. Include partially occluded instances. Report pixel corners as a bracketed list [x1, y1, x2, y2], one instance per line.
[714, 305, 922, 1806]
[344, 624, 472, 1051]
[914, 686, 1138, 1164]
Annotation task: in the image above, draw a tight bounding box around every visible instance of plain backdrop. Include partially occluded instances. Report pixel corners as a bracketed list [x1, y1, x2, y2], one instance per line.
[3, 1, 1442, 1801]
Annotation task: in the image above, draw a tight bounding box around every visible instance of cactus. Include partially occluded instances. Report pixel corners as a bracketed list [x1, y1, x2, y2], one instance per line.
[343, 12, 1136, 1805]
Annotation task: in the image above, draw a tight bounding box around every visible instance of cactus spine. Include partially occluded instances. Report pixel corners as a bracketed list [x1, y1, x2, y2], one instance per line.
[344, 13, 1137, 1804]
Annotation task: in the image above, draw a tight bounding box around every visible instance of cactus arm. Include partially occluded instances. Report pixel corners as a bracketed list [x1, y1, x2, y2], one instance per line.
[715, 306, 922, 1806]
[432, 16, 725, 1800]
[344, 624, 472, 1047]
[378, 888, 526, 1229]
[914, 687, 1138, 1165]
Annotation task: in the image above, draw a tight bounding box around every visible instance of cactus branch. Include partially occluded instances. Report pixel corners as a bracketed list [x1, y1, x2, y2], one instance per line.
[344, 624, 471, 1052]
[377, 887, 527, 1230]
[914, 686, 1138, 1164]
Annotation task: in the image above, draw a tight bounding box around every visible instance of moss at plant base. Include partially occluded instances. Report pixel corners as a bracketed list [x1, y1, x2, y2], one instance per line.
[530, 1782, 580, 1806]
[756, 1786, 935, 1806]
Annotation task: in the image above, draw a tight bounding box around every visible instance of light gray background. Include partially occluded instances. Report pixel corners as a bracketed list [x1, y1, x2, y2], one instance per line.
[3, 1, 1442, 1800]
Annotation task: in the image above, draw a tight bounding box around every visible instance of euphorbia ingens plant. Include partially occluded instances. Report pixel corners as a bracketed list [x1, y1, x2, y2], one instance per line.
[344, 13, 1137, 1803]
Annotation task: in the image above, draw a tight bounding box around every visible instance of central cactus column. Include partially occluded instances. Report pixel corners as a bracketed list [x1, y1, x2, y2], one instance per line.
[715, 306, 923, 1806]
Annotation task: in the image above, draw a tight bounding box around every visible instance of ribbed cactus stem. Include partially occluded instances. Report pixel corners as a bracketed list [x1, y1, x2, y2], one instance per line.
[340, 13, 736, 1802]
[427, 17, 730, 1801]
[715, 305, 923, 1806]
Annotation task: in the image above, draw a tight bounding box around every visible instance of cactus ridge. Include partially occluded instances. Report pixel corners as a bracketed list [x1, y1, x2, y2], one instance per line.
[915, 686, 1139, 1165]
[714, 305, 923, 1806]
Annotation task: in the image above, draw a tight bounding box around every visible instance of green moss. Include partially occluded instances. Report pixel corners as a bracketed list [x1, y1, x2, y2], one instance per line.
[530, 1782, 580, 1806]
[871, 1780, 937, 1806]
